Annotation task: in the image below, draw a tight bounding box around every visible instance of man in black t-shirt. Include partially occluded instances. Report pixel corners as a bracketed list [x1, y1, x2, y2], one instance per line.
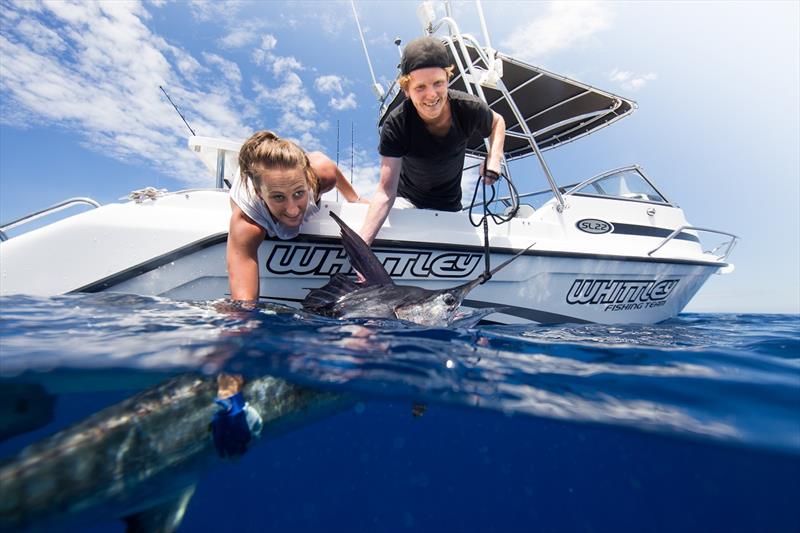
[358, 36, 506, 245]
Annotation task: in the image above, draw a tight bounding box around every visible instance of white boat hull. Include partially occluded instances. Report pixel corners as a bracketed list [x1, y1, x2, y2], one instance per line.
[1, 189, 726, 325]
[117, 241, 716, 324]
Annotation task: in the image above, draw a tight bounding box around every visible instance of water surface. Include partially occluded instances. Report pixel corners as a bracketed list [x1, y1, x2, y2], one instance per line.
[1, 294, 798, 531]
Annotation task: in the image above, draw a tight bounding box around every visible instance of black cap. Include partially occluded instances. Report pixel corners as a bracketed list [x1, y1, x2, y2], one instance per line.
[400, 37, 450, 75]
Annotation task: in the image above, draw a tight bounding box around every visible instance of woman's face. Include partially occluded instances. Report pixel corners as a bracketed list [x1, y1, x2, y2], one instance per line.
[257, 167, 309, 228]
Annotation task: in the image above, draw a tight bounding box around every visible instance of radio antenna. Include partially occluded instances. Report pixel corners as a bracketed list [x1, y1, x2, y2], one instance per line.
[159, 85, 196, 136]
[336, 120, 340, 202]
[350, 122, 354, 184]
[350, 1, 385, 101]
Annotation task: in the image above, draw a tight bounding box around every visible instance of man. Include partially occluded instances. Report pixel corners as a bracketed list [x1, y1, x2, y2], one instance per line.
[358, 36, 506, 245]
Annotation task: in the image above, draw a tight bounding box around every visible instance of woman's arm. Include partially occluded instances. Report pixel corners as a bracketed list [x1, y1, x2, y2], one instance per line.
[334, 169, 366, 203]
[227, 201, 267, 301]
[307, 151, 365, 203]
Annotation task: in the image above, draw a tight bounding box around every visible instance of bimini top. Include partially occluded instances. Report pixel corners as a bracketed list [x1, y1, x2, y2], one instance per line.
[378, 43, 637, 161]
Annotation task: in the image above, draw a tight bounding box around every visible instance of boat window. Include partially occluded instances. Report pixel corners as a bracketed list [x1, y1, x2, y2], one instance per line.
[574, 169, 667, 203]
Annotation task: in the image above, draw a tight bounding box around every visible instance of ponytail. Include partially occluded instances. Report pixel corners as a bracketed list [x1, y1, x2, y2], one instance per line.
[238, 131, 319, 198]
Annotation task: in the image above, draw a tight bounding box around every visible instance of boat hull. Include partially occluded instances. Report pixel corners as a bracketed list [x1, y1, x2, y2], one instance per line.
[0, 190, 724, 325]
[102, 238, 717, 325]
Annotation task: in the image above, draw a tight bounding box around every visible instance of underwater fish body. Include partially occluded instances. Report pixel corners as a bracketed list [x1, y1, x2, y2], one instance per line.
[0, 374, 347, 532]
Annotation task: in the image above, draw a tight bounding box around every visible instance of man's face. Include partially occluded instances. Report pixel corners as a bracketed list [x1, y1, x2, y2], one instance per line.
[404, 67, 448, 123]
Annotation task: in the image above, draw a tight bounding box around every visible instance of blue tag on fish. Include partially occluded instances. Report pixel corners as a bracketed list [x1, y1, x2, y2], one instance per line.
[211, 392, 253, 458]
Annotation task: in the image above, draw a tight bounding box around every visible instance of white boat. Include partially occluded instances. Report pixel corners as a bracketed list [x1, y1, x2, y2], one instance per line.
[0, 1, 737, 325]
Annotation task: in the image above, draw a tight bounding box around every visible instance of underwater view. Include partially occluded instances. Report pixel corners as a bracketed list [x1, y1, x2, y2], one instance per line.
[1, 293, 798, 532]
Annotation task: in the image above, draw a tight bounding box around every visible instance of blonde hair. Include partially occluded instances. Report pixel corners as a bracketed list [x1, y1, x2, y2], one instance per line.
[398, 65, 455, 92]
[238, 130, 319, 200]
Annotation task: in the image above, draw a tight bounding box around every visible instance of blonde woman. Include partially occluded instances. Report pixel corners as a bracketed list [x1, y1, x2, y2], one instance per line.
[227, 131, 363, 301]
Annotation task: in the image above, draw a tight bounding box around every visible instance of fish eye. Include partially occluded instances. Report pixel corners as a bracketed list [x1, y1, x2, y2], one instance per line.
[443, 294, 456, 306]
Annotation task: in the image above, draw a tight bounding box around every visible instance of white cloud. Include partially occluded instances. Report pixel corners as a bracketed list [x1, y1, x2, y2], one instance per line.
[295, 131, 324, 152]
[260, 34, 277, 51]
[187, 0, 239, 22]
[609, 69, 657, 92]
[315, 74, 345, 95]
[203, 52, 242, 85]
[252, 59, 320, 147]
[13, 18, 67, 53]
[271, 55, 303, 75]
[0, 0, 359, 184]
[304, 4, 351, 37]
[167, 45, 206, 80]
[252, 34, 279, 66]
[0, 1, 251, 185]
[219, 29, 255, 49]
[277, 112, 317, 137]
[315, 75, 357, 111]
[254, 73, 315, 115]
[220, 24, 271, 49]
[329, 93, 357, 111]
[501, 1, 613, 61]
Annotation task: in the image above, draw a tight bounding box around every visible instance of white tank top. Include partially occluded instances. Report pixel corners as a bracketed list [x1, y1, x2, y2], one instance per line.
[229, 173, 319, 239]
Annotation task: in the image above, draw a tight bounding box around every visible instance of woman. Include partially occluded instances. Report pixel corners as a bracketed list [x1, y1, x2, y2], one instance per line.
[227, 130, 363, 301]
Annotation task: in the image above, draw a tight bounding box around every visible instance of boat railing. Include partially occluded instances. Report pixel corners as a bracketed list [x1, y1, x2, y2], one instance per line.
[0, 197, 101, 242]
[463, 182, 580, 212]
[648, 226, 739, 262]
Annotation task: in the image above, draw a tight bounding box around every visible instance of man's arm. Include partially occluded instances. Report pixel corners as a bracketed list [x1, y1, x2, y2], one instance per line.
[358, 156, 402, 245]
[227, 201, 267, 301]
[483, 111, 506, 184]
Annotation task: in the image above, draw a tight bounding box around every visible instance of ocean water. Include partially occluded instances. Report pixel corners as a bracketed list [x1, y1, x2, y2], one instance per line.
[0, 293, 798, 532]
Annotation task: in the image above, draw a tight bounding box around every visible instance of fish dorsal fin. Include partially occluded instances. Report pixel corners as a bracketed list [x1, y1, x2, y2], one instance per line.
[302, 273, 360, 314]
[329, 212, 393, 285]
[123, 484, 196, 533]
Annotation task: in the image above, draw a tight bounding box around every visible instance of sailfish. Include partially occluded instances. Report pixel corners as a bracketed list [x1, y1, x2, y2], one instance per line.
[302, 212, 533, 326]
[0, 374, 348, 532]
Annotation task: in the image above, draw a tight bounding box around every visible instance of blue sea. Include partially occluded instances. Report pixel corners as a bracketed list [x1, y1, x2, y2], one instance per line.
[1, 293, 798, 532]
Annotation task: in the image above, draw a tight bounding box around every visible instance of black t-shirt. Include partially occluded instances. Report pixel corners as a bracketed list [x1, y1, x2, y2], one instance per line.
[379, 89, 493, 211]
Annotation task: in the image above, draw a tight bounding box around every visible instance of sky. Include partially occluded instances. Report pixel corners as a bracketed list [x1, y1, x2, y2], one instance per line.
[0, 0, 798, 314]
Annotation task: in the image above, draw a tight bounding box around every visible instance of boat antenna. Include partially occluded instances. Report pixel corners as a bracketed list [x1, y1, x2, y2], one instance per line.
[350, 122, 354, 184]
[159, 85, 196, 136]
[350, 0, 385, 101]
[336, 120, 340, 202]
[475, 0, 494, 53]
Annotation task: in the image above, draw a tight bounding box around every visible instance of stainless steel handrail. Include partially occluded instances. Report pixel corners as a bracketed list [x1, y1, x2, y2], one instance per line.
[647, 226, 739, 261]
[462, 183, 581, 212]
[0, 197, 101, 241]
[451, 32, 565, 210]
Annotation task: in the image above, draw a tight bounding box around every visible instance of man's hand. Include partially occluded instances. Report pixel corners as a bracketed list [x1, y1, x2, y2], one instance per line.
[479, 161, 501, 186]
[482, 111, 506, 185]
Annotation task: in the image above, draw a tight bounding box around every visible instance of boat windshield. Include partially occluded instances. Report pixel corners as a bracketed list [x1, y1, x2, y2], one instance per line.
[570, 168, 668, 204]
